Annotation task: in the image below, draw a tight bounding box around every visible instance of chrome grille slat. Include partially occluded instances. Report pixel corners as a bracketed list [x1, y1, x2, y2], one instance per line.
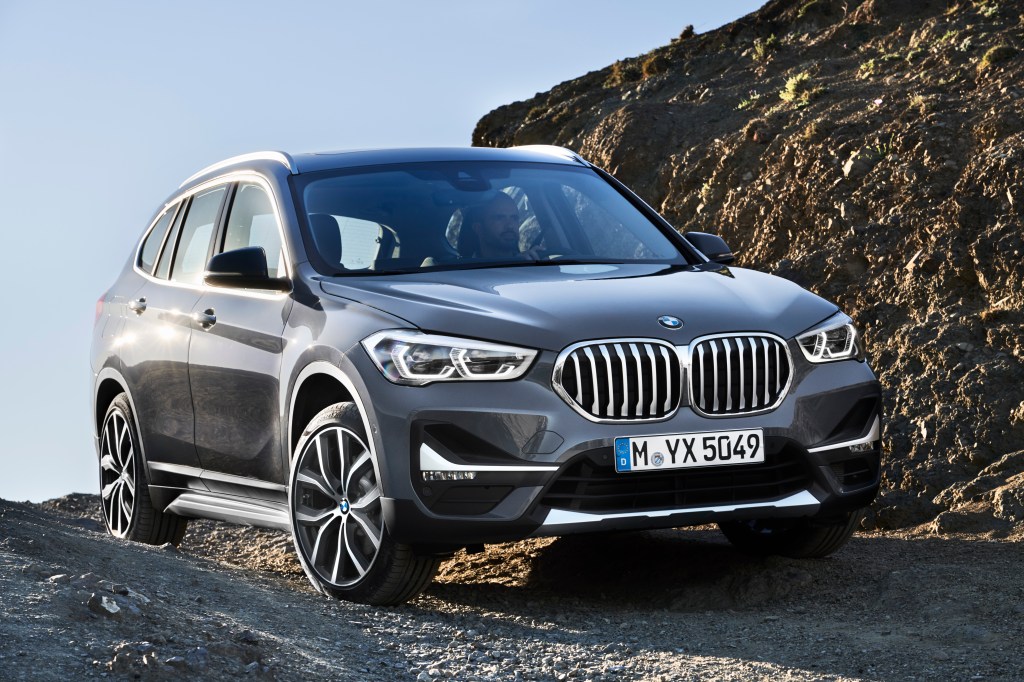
[689, 334, 791, 417]
[659, 346, 672, 413]
[584, 346, 599, 415]
[645, 345, 658, 415]
[616, 343, 628, 418]
[600, 345, 614, 417]
[736, 337, 746, 412]
[630, 343, 644, 416]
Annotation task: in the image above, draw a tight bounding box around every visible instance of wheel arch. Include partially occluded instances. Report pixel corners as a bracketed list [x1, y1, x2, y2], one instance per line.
[93, 368, 138, 440]
[288, 361, 375, 460]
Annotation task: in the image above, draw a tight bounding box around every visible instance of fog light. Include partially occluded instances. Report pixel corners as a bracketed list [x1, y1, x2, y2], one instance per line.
[849, 441, 875, 453]
[422, 471, 477, 482]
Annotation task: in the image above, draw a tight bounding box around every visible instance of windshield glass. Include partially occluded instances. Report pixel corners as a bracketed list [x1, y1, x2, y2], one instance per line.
[296, 161, 689, 275]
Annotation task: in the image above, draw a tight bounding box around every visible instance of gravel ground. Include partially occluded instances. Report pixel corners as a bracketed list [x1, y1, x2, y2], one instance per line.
[1, 494, 1021, 681]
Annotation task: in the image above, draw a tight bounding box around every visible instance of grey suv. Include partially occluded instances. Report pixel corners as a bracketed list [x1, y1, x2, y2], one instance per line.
[91, 146, 881, 604]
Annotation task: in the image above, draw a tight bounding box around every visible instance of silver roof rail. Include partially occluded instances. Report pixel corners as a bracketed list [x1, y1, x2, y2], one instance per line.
[512, 144, 589, 166]
[179, 151, 298, 188]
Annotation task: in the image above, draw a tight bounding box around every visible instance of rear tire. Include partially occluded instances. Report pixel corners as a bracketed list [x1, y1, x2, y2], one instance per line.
[98, 393, 188, 545]
[288, 402, 440, 605]
[718, 510, 861, 558]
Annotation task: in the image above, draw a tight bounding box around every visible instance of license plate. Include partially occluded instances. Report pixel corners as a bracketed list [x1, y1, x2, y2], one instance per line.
[614, 428, 764, 473]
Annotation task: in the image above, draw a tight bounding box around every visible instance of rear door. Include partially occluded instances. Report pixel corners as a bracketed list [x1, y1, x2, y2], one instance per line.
[121, 185, 229, 483]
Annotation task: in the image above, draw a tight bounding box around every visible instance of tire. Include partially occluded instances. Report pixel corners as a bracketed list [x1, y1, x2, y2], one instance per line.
[98, 393, 188, 545]
[288, 402, 440, 605]
[718, 510, 862, 559]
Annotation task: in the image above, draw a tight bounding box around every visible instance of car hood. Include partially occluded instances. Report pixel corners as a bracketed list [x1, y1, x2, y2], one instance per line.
[319, 263, 838, 352]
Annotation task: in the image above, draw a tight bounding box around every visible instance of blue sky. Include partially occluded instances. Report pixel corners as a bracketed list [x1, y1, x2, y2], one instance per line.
[0, 1, 763, 502]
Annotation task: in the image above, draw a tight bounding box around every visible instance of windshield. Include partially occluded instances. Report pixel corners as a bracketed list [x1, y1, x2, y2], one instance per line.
[295, 161, 690, 275]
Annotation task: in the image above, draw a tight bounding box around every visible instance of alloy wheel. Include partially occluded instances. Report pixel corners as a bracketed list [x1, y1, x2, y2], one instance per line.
[99, 409, 136, 537]
[292, 426, 384, 586]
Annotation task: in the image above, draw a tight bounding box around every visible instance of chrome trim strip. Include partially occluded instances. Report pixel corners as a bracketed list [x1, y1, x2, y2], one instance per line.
[148, 461, 203, 477]
[179, 151, 297, 188]
[537, 490, 820, 527]
[419, 443, 558, 473]
[165, 492, 290, 532]
[148, 462, 286, 491]
[807, 417, 881, 453]
[201, 469, 287, 492]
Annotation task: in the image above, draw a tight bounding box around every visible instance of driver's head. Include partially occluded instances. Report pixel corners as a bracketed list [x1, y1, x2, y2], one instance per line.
[470, 192, 520, 258]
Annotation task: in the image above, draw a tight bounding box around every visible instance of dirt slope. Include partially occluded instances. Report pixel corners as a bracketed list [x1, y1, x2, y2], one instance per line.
[473, 0, 1024, 534]
[2, 494, 1022, 681]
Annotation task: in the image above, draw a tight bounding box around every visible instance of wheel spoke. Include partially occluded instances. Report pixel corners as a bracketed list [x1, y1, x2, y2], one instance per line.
[294, 507, 336, 525]
[345, 451, 371, 495]
[122, 471, 135, 496]
[309, 515, 338, 567]
[344, 522, 369, 576]
[116, 418, 130, 469]
[349, 486, 380, 511]
[296, 471, 338, 502]
[315, 434, 341, 492]
[101, 421, 113, 461]
[101, 480, 119, 500]
[349, 509, 382, 550]
[335, 429, 350, 489]
[119, 484, 131, 527]
[331, 518, 346, 583]
[100, 454, 118, 473]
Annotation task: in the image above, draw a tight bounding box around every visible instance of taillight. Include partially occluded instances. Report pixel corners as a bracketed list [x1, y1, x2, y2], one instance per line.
[95, 292, 108, 325]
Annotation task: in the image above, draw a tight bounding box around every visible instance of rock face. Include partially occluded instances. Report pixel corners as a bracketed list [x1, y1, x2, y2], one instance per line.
[474, 0, 1024, 533]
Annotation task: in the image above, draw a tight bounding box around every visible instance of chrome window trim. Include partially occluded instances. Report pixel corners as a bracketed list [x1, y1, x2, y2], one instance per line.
[131, 171, 294, 301]
[686, 331, 794, 419]
[551, 337, 684, 424]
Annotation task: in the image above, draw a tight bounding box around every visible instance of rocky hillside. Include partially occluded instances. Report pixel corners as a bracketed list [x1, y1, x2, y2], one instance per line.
[474, 0, 1024, 534]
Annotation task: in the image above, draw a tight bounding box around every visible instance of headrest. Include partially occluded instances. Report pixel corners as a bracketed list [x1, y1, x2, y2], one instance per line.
[308, 214, 342, 266]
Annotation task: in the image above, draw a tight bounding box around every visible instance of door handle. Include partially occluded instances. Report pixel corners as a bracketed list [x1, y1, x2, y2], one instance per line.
[192, 308, 217, 329]
[128, 297, 147, 315]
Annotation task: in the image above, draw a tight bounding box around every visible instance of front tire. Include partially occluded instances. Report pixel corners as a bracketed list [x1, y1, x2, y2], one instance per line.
[718, 510, 861, 558]
[98, 393, 188, 545]
[288, 402, 440, 605]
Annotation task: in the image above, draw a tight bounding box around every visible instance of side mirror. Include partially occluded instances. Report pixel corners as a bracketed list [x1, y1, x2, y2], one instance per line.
[204, 247, 291, 292]
[685, 231, 735, 265]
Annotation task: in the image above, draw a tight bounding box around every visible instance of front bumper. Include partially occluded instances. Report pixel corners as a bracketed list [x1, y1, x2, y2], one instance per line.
[353, 348, 882, 551]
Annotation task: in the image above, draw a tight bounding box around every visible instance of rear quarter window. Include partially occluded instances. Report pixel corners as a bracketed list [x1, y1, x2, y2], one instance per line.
[137, 205, 178, 274]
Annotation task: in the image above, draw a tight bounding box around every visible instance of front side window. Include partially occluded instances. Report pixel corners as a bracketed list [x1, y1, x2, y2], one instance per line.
[222, 183, 285, 278]
[171, 186, 227, 285]
[138, 204, 178, 274]
[296, 162, 689, 275]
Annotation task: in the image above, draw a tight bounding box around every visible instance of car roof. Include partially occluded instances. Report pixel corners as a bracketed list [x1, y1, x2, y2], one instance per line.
[178, 145, 590, 191]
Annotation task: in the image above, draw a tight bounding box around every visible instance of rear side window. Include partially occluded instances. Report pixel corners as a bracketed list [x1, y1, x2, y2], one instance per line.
[222, 183, 285, 278]
[137, 205, 177, 274]
[171, 186, 227, 285]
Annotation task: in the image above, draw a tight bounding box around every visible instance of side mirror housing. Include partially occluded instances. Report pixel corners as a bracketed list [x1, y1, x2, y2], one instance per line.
[204, 247, 291, 292]
[685, 231, 735, 265]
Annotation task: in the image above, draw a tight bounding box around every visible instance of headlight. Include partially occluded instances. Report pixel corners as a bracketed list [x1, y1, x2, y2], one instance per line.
[362, 330, 538, 385]
[796, 313, 864, 363]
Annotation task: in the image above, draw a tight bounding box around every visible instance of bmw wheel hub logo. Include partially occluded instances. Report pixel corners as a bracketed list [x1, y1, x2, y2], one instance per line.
[658, 315, 683, 329]
[339, 499, 351, 514]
